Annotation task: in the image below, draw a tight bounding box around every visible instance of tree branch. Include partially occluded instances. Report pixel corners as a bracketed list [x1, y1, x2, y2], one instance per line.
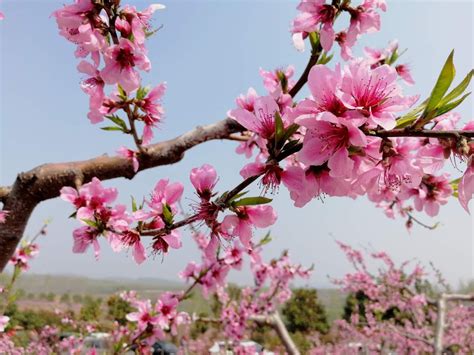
[195, 312, 300, 355]
[0, 118, 244, 272]
[369, 128, 474, 139]
[288, 43, 322, 98]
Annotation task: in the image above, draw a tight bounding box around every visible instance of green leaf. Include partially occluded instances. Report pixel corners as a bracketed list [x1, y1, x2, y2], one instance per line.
[81, 219, 97, 228]
[280, 124, 300, 147]
[131, 196, 138, 212]
[395, 99, 428, 128]
[162, 203, 174, 225]
[450, 177, 461, 184]
[424, 50, 456, 115]
[145, 27, 161, 39]
[317, 52, 333, 65]
[106, 115, 128, 130]
[227, 191, 249, 202]
[387, 48, 406, 66]
[274, 111, 284, 140]
[233, 196, 272, 207]
[450, 178, 461, 198]
[309, 31, 319, 50]
[257, 231, 272, 246]
[136, 86, 150, 101]
[117, 84, 127, 98]
[277, 70, 289, 93]
[101, 126, 125, 132]
[395, 115, 417, 129]
[439, 69, 473, 106]
[387, 49, 399, 65]
[434, 92, 470, 117]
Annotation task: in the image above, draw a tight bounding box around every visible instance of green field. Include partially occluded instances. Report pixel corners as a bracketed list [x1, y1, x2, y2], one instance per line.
[1, 273, 347, 323]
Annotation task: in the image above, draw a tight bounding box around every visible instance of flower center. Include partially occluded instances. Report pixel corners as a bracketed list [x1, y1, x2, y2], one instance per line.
[116, 48, 135, 68]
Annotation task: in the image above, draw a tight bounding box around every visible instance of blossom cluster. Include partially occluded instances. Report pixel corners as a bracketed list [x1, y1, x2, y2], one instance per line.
[60, 164, 278, 265]
[60, 176, 185, 264]
[291, 0, 386, 60]
[229, 47, 473, 225]
[52, 0, 167, 169]
[9, 241, 39, 272]
[114, 290, 189, 349]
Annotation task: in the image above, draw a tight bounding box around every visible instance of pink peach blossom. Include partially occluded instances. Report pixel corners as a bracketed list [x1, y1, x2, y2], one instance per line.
[339, 62, 417, 130]
[292, 0, 337, 51]
[459, 160, 474, 213]
[396, 64, 415, 85]
[117, 146, 139, 172]
[101, 38, 151, 92]
[228, 95, 281, 140]
[190, 164, 218, 200]
[222, 205, 277, 247]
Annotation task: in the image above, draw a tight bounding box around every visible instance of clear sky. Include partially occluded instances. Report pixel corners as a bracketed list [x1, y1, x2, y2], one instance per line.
[0, 0, 472, 288]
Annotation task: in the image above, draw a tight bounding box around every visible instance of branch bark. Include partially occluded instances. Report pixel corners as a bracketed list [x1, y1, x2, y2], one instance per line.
[0, 118, 243, 272]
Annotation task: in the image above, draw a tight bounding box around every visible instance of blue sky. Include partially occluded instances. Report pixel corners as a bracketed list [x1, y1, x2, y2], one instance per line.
[0, 0, 472, 288]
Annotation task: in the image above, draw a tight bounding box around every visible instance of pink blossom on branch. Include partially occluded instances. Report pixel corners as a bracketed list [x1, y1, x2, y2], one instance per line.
[126, 299, 160, 333]
[403, 174, 453, 217]
[222, 205, 277, 247]
[117, 146, 139, 172]
[72, 226, 101, 259]
[229, 95, 282, 140]
[136, 83, 166, 145]
[52, 0, 106, 58]
[115, 4, 165, 45]
[347, 0, 384, 40]
[148, 179, 184, 216]
[9, 241, 40, 271]
[396, 63, 415, 85]
[339, 62, 418, 130]
[101, 38, 151, 92]
[259, 65, 295, 94]
[151, 229, 182, 255]
[292, 0, 337, 51]
[190, 164, 218, 200]
[459, 159, 474, 213]
[297, 112, 367, 179]
[77, 59, 105, 122]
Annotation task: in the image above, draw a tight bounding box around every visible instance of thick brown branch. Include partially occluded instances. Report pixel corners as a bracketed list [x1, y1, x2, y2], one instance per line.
[0, 118, 243, 272]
